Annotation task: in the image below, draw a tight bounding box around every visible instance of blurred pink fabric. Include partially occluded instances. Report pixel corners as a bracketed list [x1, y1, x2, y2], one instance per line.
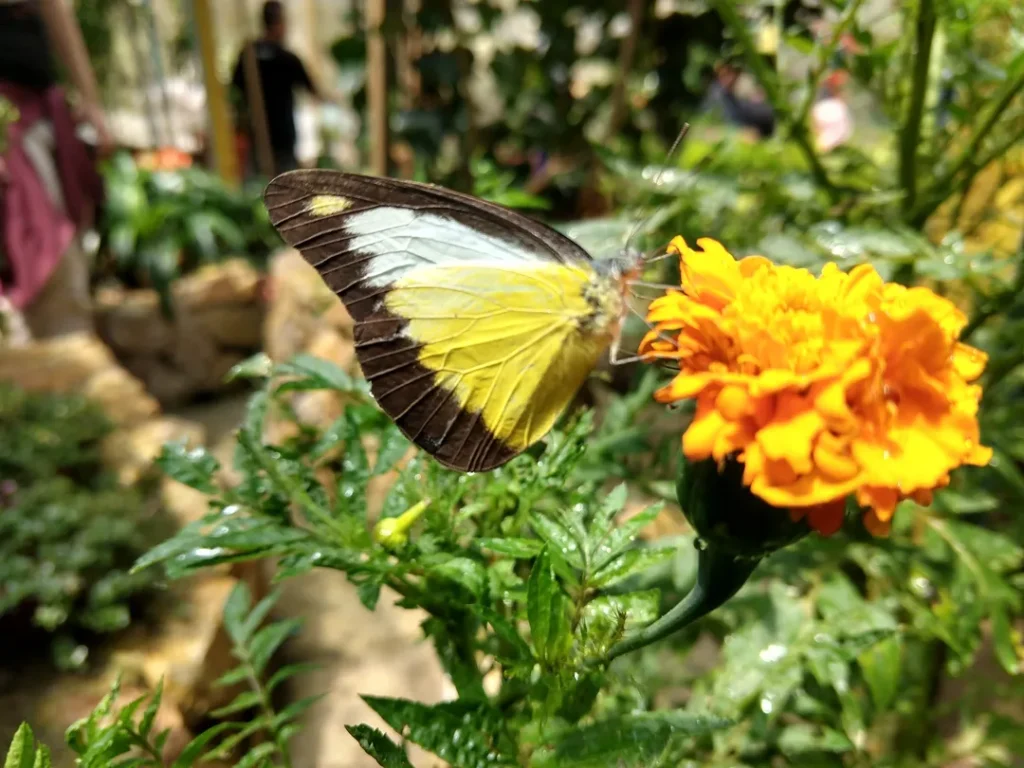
[0, 82, 102, 308]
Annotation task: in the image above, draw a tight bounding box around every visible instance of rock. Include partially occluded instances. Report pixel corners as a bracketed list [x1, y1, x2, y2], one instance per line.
[0, 332, 159, 426]
[94, 286, 175, 354]
[94, 260, 266, 407]
[263, 249, 354, 364]
[101, 416, 206, 487]
[192, 304, 264, 349]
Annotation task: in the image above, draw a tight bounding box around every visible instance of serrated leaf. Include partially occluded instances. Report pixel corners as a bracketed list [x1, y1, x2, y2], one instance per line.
[474, 607, 532, 662]
[156, 441, 221, 493]
[596, 483, 629, 527]
[991, 607, 1021, 675]
[530, 514, 585, 569]
[357, 578, 383, 610]
[777, 724, 854, 755]
[591, 505, 665, 571]
[29, 746, 50, 768]
[428, 557, 487, 596]
[266, 662, 320, 694]
[271, 694, 324, 728]
[540, 711, 731, 768]
[361, 696, 512, 768]
[345, 724, 414, 768]
[477, 538, 544, 558]
[275, 354, 367, 395]
[212, 665, 251, 688]
[210, 690, 262, 718]
[5, 723, 36, 768]
[238, 591, 282, 645]
[138, 680, 163, 739]
[527, 548, 571, 662]
[222, 581, 252, 641]
[225, 353, 273, 381]
[170, 722, 240, 768]
[373, 427, 412, 475]
[591, 547, 676, 588]
[581, 590, 659, 637]
[234, 742, 279, 768]
[858, 634, 902, 711]
[249, 618, 302, 675]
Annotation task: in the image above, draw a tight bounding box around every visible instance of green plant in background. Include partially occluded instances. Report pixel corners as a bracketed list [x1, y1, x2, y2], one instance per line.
[2, 582, 314, 767]
[97, 152, 281, 313]
[0, 384, 165, 669]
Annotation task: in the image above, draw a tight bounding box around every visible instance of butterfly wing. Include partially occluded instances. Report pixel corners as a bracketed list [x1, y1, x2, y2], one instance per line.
[263, 170, 619, 471]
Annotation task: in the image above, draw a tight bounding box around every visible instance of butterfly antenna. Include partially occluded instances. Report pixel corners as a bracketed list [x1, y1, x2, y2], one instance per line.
[623, 123, 691, 255]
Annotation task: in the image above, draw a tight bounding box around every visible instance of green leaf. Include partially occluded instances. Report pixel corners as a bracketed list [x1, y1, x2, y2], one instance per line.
[345, 725, 414, 768]
[477, 538, 544, 558]
[777, 724, 854, 756]
[361, 697, 512, 768]
[209, 690, 262, 718]
[991, 607, 1021, 676]
[222, 581, 253, 642]
[138, 680, 163, 739]
[266, 662, 321, 694]
[858, 634, 902, 711]
[428, 557, 487, 596]
[530, 514, 585, 570]
[29, 747, 50, 768]
[592, 504, 665, 570]
[170, 722, 240, 768]
[234, 742, 279, 768]
[540, 711, 732, 768]
[373, 427, 412, 475]
[226, 353, 274, 382]
[275, 354, 367, 395]
[248, 618, 302, 675]
[527, 548, 571, 662]
[591, 547, 676, 588]
[156, 441, 221, 494]
[238, 591, 282, 646]
[5, 723, 36, 768]
[582, 590, 660, 635]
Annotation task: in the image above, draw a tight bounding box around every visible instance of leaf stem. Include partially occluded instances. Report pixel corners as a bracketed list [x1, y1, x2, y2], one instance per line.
[910, 70, 1024, 226]
[604, 545, 759, 662]
[899, 0, 937, 216]
[712, 0, 838, 200]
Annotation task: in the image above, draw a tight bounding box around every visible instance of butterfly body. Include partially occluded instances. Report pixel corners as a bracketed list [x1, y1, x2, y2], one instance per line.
[264, 170, 639, 471]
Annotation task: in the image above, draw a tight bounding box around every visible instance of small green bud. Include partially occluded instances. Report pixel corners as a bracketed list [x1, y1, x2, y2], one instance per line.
[373, 498, 430, 549]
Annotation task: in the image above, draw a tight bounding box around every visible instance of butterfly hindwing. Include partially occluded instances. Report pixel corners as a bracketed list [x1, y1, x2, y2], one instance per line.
[263, 170, 616, 471]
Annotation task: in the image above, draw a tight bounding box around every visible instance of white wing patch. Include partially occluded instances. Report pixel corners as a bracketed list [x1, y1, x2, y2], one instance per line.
[344, 208, 545, 288]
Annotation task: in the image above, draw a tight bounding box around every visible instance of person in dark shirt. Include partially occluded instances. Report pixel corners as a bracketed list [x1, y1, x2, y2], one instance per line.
[231, 0, 321, 175]
[701, 61, 776, 139]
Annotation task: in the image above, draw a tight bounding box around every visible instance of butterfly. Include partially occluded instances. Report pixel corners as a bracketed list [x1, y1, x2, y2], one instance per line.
[263, 170, 661, 473]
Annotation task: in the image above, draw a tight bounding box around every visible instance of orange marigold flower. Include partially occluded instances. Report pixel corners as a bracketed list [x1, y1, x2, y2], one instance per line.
[641, 236, 991, 537]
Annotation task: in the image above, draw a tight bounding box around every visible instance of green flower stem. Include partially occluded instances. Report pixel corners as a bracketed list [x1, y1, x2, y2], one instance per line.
[604, 544, 761, 662]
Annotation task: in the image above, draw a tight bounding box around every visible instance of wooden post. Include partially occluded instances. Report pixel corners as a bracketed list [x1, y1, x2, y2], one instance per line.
[234, 0, 275, 177]
[366, 0, 389, 177]
[191, 0, 239, 185]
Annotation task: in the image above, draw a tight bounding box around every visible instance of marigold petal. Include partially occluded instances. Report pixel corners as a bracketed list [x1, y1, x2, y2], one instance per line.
[682, 401, 727, 460]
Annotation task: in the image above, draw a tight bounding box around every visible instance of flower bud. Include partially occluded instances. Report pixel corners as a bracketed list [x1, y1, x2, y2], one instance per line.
[676, 457, 811, 558]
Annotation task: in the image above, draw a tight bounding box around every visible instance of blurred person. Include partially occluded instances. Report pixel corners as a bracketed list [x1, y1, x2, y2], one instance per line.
[811, 71, 853, 153]
[0, 0, 110, 339]
[231, 0, 323, 176]
[701, 60, 776, 139]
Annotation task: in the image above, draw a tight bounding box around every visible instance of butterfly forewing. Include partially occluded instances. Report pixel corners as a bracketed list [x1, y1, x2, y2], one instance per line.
[263, 170, 612, 472]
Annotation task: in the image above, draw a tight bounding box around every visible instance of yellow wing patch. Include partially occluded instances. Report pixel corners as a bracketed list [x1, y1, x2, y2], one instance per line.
[306, 194, 353, 216]
[384, 262, 621, 452]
